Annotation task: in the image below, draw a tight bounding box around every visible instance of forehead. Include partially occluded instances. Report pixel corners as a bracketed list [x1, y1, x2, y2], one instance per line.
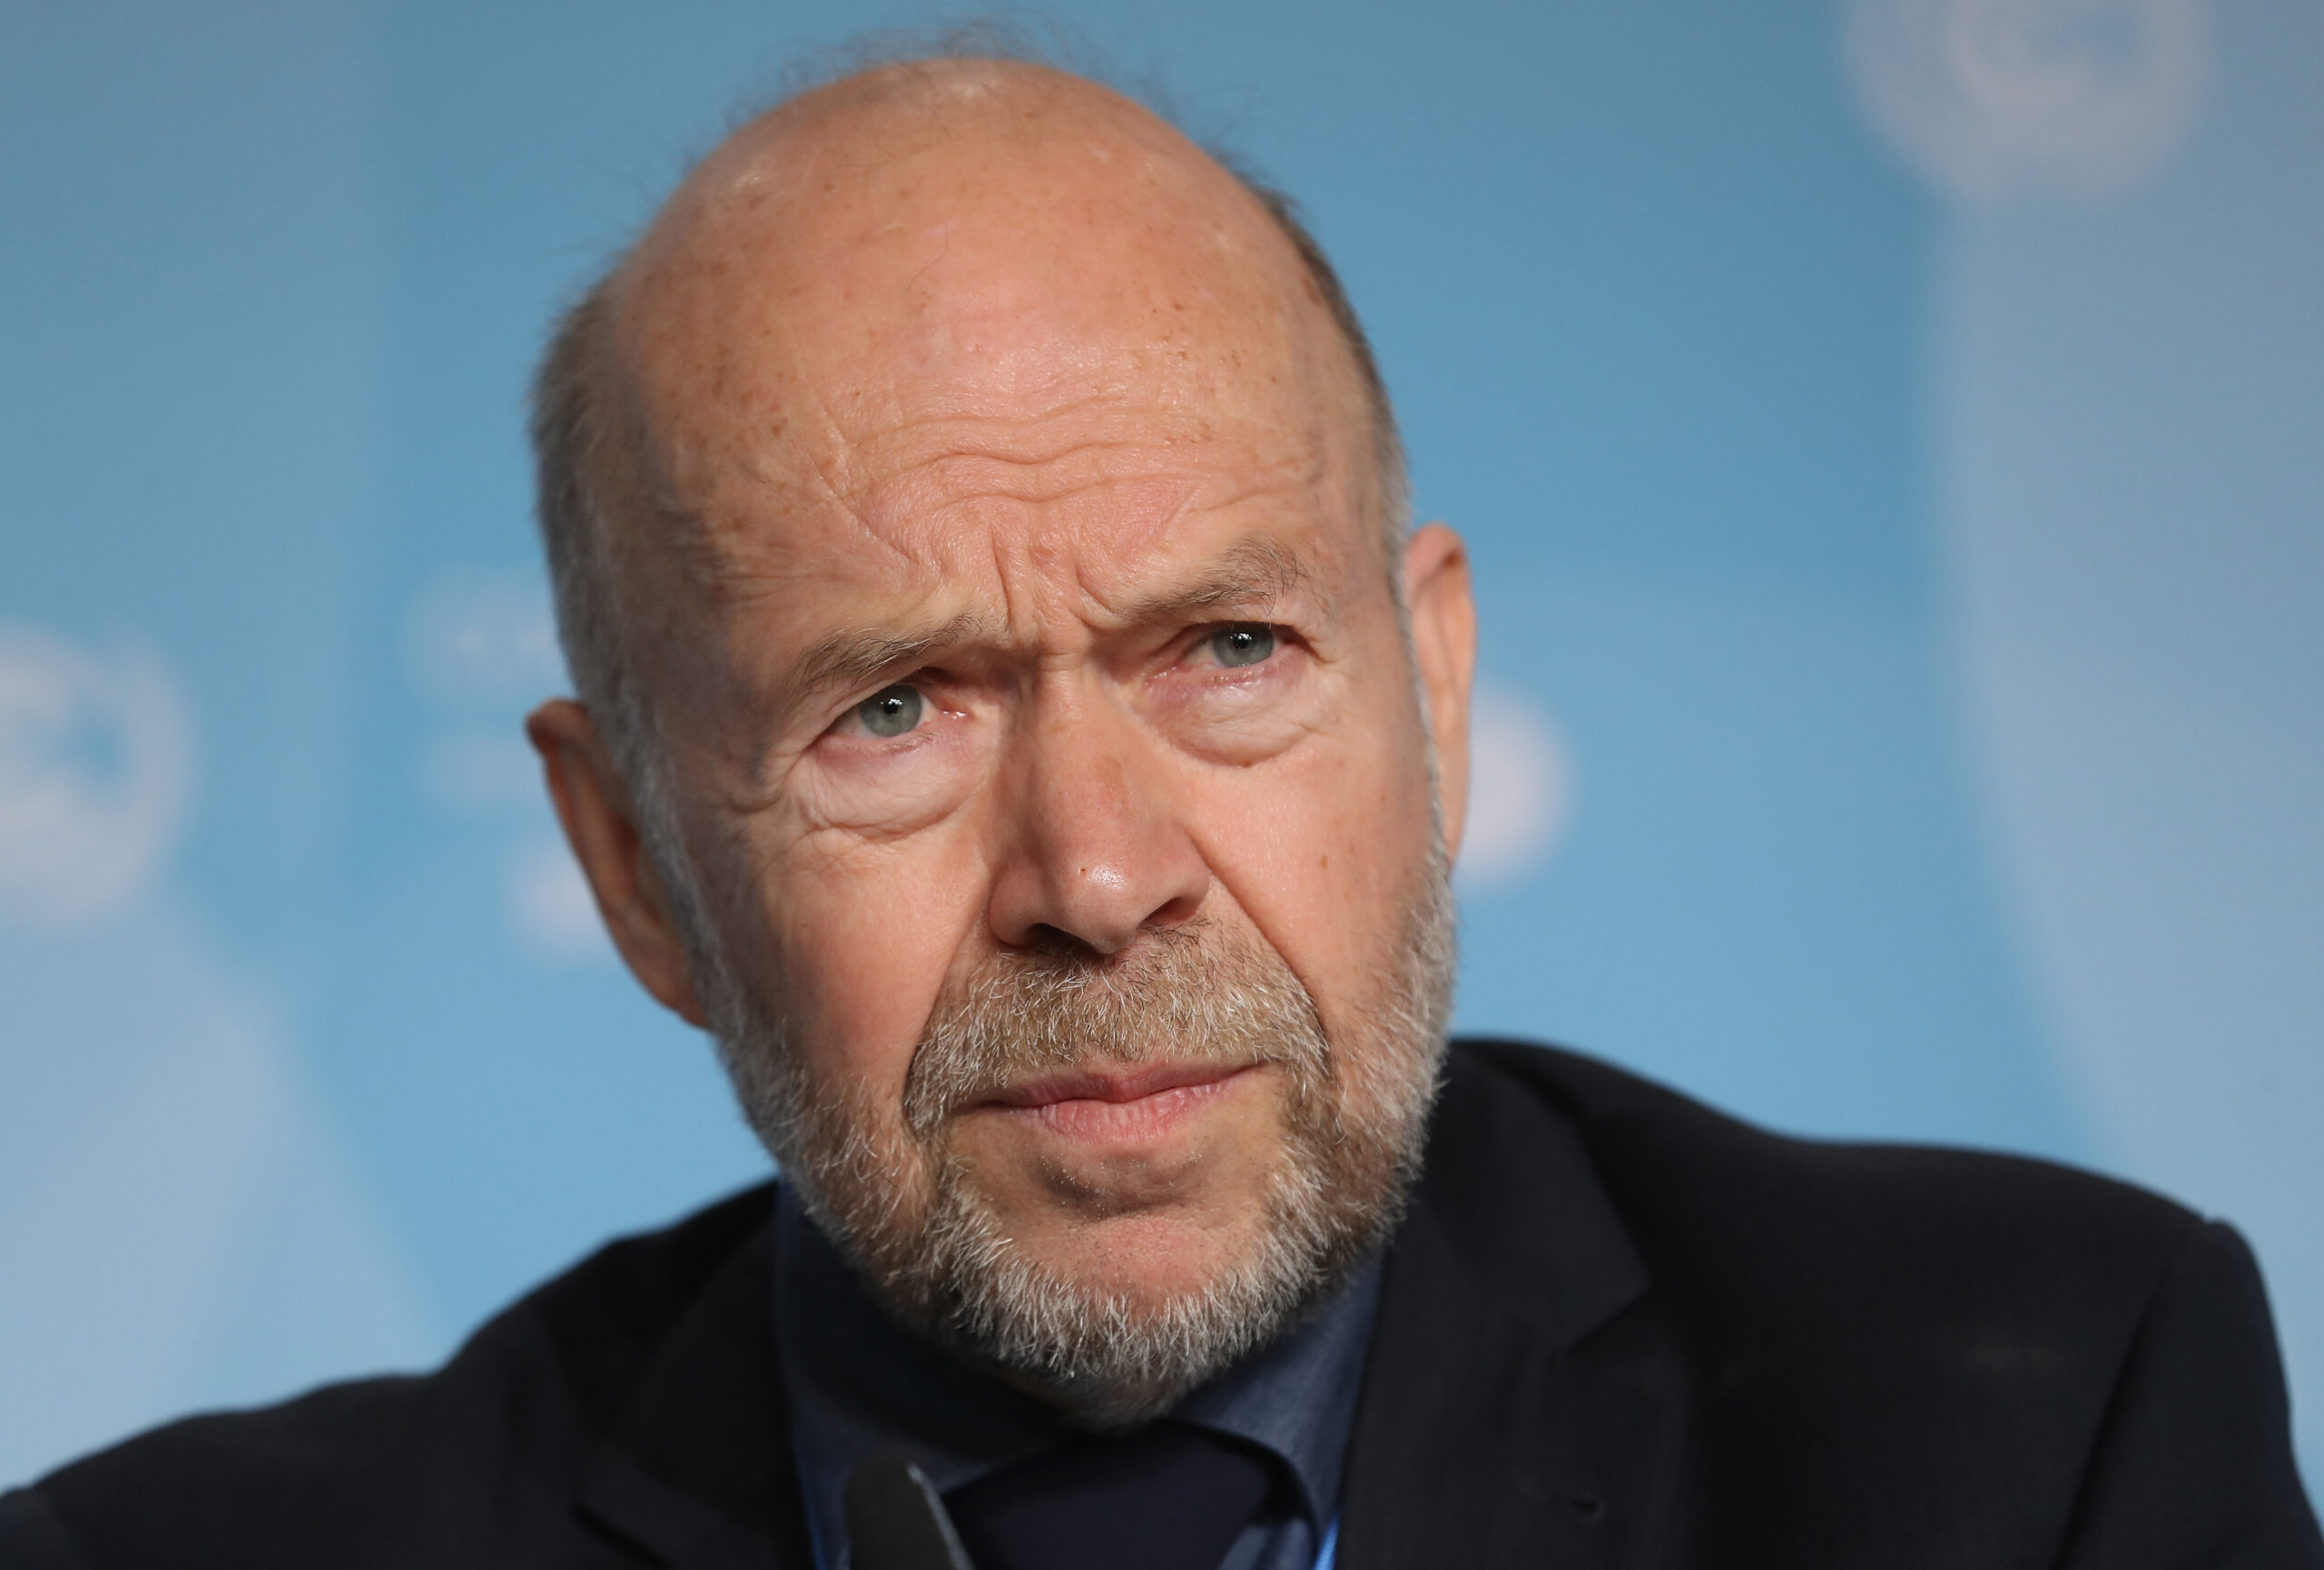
[606, 67, 1378, 611]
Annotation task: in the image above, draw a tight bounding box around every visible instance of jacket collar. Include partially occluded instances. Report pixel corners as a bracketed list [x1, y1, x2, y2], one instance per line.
[1335, 1042, 1686, 1570]
[573, 1224, 816, 1569]
[567, 1041, 1679, 1570]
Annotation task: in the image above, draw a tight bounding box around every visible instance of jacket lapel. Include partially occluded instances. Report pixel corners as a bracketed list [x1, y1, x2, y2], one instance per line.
[1335, 1045, 1689, 1570]
[573, 1225, 818, 1569]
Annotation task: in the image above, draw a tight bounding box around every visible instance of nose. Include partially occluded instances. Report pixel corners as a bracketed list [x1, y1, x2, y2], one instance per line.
[985, 691, 1209, 956]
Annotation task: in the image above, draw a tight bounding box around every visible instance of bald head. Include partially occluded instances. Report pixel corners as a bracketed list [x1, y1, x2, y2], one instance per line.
[533, 57, 1404, 789]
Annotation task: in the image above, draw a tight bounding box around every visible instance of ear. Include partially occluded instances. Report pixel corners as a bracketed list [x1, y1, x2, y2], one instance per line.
[1402, 523, 1479, 863]
[526, 699, 709, 1028]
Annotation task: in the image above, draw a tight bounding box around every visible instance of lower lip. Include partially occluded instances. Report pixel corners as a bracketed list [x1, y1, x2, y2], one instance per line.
[998, 1067, 1256, 1142]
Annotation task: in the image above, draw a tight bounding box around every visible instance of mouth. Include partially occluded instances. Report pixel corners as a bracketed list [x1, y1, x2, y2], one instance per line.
[975, 1061, 1258, 1141]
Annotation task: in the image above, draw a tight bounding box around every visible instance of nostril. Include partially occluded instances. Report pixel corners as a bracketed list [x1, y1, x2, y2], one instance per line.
[1024, 923, 1098, 960]
[1145, 891, 1204, 930]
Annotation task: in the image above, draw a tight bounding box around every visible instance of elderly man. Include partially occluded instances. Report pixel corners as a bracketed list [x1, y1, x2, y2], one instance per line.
[4, 52, 2318, 1570]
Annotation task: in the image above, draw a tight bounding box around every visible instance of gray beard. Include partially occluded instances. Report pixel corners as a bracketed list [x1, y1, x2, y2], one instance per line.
[694, 853, 1455, 1429]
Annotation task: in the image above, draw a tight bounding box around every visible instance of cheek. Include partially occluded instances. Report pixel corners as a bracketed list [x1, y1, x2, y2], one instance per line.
[1193, 714, 1435, 1021]
[750, 824, 991, 1107]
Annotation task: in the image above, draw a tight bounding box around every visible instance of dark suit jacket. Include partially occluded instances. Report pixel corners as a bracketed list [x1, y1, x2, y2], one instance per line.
[5, 1040, 2318, 1568]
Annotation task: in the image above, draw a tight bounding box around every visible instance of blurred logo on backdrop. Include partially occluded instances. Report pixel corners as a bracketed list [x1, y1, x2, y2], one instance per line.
[0, 620, 433, 1484]
[1454, 685, 1574, 894]
[402, 568, 603, 961]
[0, 624, 193, 928]
[1843, 0, 2211, 200]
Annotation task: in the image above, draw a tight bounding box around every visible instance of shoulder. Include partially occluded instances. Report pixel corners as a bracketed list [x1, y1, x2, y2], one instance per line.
[1452, 1034, 2201, 1315]
[1, 1183, 777, 1570]
[1443, 1037, 2211, 1440]
[1444, 1039, 2322, 1559]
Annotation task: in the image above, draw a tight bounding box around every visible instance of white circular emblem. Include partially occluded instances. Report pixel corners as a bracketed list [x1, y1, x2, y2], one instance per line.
[0, 626, 193, 927]
[1844, 0, 2211, 200]
[1456, 686, 1573, 892]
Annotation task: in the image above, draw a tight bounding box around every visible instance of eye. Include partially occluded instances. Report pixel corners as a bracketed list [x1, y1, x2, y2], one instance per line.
[850, 684, 926, 738]
[1203, 625, 1276, 668]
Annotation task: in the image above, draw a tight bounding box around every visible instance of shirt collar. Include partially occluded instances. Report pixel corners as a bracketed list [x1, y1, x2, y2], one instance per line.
[771, 1188, 1382, 1567]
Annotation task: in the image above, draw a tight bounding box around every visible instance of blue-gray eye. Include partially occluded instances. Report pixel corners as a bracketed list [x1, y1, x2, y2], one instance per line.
[855, 685, 924, 738]
[1208, 625, 1275, 667]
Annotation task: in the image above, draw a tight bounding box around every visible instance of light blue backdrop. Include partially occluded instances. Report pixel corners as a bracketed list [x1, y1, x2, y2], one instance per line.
[3, 0, 2318, 1489]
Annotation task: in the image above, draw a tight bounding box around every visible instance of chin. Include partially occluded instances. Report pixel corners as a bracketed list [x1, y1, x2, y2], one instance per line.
[901, 1165, 1350, 1432]
[1009, 1202, 1275, 1308]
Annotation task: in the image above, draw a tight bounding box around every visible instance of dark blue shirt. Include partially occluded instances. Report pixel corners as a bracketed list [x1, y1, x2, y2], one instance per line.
[773, 1190, 1380, 1570]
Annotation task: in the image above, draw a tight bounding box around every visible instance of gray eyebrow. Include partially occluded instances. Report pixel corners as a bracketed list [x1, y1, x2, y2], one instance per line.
[1112, 538, 1319, 626]
[790, 610, 993, 706]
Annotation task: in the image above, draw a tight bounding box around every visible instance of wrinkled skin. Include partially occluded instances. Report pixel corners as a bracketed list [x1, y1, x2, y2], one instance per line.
[529, 63, 1476, 1346]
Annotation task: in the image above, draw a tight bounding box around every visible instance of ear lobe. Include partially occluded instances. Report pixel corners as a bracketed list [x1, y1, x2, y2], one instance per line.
[526, 699, 709, 1027]
[1401, 523, 1479, 863]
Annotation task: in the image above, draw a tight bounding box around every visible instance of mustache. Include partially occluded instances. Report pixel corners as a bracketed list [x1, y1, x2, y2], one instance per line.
[900, 921, 1331, 1139]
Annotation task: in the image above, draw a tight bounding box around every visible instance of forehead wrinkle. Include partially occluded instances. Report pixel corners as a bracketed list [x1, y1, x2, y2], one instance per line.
[827, 395, 1260, 487]
[607, 354, 924, 613]
[832, 415, 1329, 556]
[848, 442, 1191, 528]
[675, 491, 926, 617]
